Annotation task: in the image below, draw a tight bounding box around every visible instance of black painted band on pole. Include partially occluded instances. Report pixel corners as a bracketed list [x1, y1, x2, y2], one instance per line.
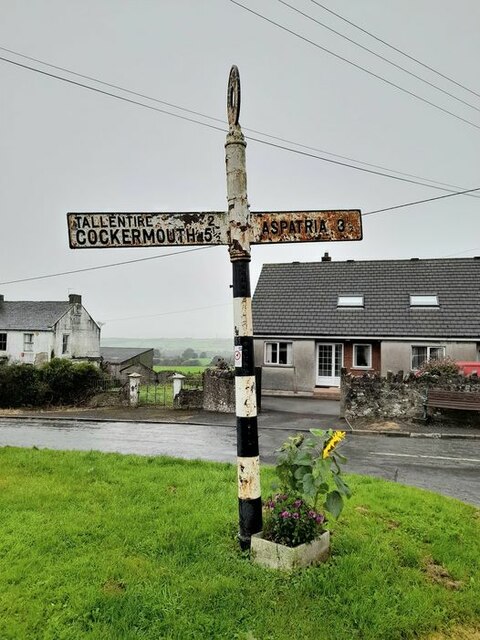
[226, 65, 262, 549]
[232, 260, 262, 549]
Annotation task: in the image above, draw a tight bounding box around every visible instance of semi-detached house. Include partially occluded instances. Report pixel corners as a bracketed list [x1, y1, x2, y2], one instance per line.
[252, 255, 480, 395]
[0, 294, 100, 365]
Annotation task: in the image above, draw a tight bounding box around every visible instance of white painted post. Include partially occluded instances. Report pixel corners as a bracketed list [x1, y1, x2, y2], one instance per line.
[128, 372, 142, 407]
[172, 373, 186, 399]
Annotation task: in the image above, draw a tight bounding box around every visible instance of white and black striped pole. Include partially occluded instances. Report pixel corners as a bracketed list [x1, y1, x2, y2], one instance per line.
[225, 65, 262, 550]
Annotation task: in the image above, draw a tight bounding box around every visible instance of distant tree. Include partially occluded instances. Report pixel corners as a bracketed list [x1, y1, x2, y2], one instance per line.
[199, 351, 207, 359]
[182, 348, 198, 361]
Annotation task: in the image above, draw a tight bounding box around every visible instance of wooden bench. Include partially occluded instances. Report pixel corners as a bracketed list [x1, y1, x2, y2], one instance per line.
[425, 389, 480, 420]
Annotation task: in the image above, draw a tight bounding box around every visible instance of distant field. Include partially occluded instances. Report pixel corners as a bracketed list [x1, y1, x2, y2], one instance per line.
[153, 365, 207, 375]
[101, 337, 232, 358]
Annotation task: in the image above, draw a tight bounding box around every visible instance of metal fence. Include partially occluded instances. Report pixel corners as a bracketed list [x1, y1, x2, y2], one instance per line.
[138, 373, 203, 407]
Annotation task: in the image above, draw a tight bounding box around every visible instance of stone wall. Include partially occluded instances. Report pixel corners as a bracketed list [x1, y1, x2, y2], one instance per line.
[174, 388, 203, 410]
[340, 369, 480, 425]
[202, 367, 235, 413]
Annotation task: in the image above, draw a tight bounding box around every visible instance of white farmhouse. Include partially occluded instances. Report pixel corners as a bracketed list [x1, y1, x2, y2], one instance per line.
[0, 294, 100, 365]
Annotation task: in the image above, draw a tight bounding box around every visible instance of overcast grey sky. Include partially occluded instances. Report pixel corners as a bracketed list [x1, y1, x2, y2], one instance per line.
[1, 1, 479, 339]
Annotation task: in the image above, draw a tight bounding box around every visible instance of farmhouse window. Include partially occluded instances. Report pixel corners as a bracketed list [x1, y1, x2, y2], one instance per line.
[23, 333, 34, 352]
[353, 344, 372, 369]
[411, 345, 445, 370]
[265, 341, 292, 365]
[62, 334, 70, 354]
[0, 333, 6, 351]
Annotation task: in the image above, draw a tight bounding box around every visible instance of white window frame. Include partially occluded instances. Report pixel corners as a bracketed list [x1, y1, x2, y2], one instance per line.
[410, 294, 439, 307]
[353, 343, 372, 369]
[0, 333, 6, 351]
[23, 333, 34, 352]
[411, 345, 445, 370]
[264, 341, 293, 366]
[338, 295, 364, 308]
[62, 333, 70, 354]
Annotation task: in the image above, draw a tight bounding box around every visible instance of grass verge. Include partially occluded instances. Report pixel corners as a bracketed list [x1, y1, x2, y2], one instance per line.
[0, 447, 479, 639]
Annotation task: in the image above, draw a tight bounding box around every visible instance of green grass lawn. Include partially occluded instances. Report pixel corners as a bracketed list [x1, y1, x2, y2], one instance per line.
[0, 447, 479, 640]
[153, 365, 208, 375]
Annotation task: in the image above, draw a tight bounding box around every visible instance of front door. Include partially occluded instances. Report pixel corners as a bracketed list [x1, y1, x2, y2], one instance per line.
[316, 343, 343, 387]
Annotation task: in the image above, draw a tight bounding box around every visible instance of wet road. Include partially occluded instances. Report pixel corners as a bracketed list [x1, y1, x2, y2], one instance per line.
[0, 417, 479, 506]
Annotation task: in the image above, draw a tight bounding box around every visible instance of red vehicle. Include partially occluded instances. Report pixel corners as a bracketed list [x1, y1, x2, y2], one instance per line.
[456, 361, 480, 376]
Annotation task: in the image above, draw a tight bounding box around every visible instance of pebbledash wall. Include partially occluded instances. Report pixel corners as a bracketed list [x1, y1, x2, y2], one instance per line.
[340, 369, 480, 423]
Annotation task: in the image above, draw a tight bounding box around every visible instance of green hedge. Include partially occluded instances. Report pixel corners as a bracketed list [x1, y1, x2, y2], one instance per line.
[0, 359, 105, 408]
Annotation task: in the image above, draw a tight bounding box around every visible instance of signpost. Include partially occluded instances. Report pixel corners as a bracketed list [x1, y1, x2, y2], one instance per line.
[67, 65, 363, 550]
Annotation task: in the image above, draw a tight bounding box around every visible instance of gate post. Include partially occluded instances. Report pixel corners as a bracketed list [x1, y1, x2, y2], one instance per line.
[128, 372, 142, 407]
[172, 373, 186, 399]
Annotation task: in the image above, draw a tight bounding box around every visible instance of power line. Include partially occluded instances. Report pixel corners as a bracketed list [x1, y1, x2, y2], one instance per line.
[3, 184, 479, 286]
[0, 55, 227, 135]
[1, 50, 478, 199]
[363, 186, 480, 216]
[309, 0, 480, 101]
[105, 302, 230, 323]
[0, 246, 212, 285]
[245, 134, 480, 194]
[229, 0, 480, 131]
[443, 246, 480, 258]
[3, 44, 477, 197]
[277, 0, 480, 114]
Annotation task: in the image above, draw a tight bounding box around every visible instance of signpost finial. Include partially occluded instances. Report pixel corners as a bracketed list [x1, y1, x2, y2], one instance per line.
[227, 65, 241, 126]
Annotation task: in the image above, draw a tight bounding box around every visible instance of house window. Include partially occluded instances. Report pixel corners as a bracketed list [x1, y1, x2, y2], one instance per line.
[265, 341, 292, 365]
[410, 295, 439, 307]
[338, 295, 364, 307]
[62, 334, 70, 354]
[0, 333, 6, 351]
[411, 345, 445, 370]
[23, 333, 34, 352]
[353, 344, 372, 369]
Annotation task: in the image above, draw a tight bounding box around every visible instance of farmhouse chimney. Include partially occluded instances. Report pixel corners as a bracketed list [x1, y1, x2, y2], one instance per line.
[321, 252, 332, 262]
[0, 295, 4, 302]
[69, 294, 82, 305]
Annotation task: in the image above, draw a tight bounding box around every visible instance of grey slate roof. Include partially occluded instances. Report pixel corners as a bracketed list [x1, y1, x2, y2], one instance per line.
[0, 301, 71, 331]
[252, 258, 480, 339]
[100, 347, 152, 364]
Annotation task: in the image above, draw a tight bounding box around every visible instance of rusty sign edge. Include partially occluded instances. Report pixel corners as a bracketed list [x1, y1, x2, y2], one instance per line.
[250, 209, 363, 244]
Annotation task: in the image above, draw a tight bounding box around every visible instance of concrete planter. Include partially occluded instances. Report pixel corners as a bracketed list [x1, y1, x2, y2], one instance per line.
[250, 530, 330, 571]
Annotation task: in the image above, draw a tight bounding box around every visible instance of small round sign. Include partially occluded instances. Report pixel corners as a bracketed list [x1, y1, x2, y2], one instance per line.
[234, 344, 243, 367]
[227, 65, 241, 126]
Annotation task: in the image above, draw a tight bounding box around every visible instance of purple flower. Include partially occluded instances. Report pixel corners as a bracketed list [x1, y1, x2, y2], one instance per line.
[308, 510, 316, 519]
[293, 499, 303, 508]
[292, 512, 300, 519]
[316, 514, 325, 524]
[280, 511, 291, 519]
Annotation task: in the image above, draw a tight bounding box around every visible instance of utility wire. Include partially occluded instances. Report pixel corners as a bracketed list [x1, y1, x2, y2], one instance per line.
[105, 302, 230, 323]
[0, 55, 227, 135]
[1, 51, 478, 199]
[0, 246, 212, 285]
[2, 44, 476, 196]
[310, 0, 480, 101]
[363, 186, 480, 216]
[277, 0, 480, 114]
[3, 184, 479, 286]
[245, 134, 480, 194]
[229, 0, 480, 131]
